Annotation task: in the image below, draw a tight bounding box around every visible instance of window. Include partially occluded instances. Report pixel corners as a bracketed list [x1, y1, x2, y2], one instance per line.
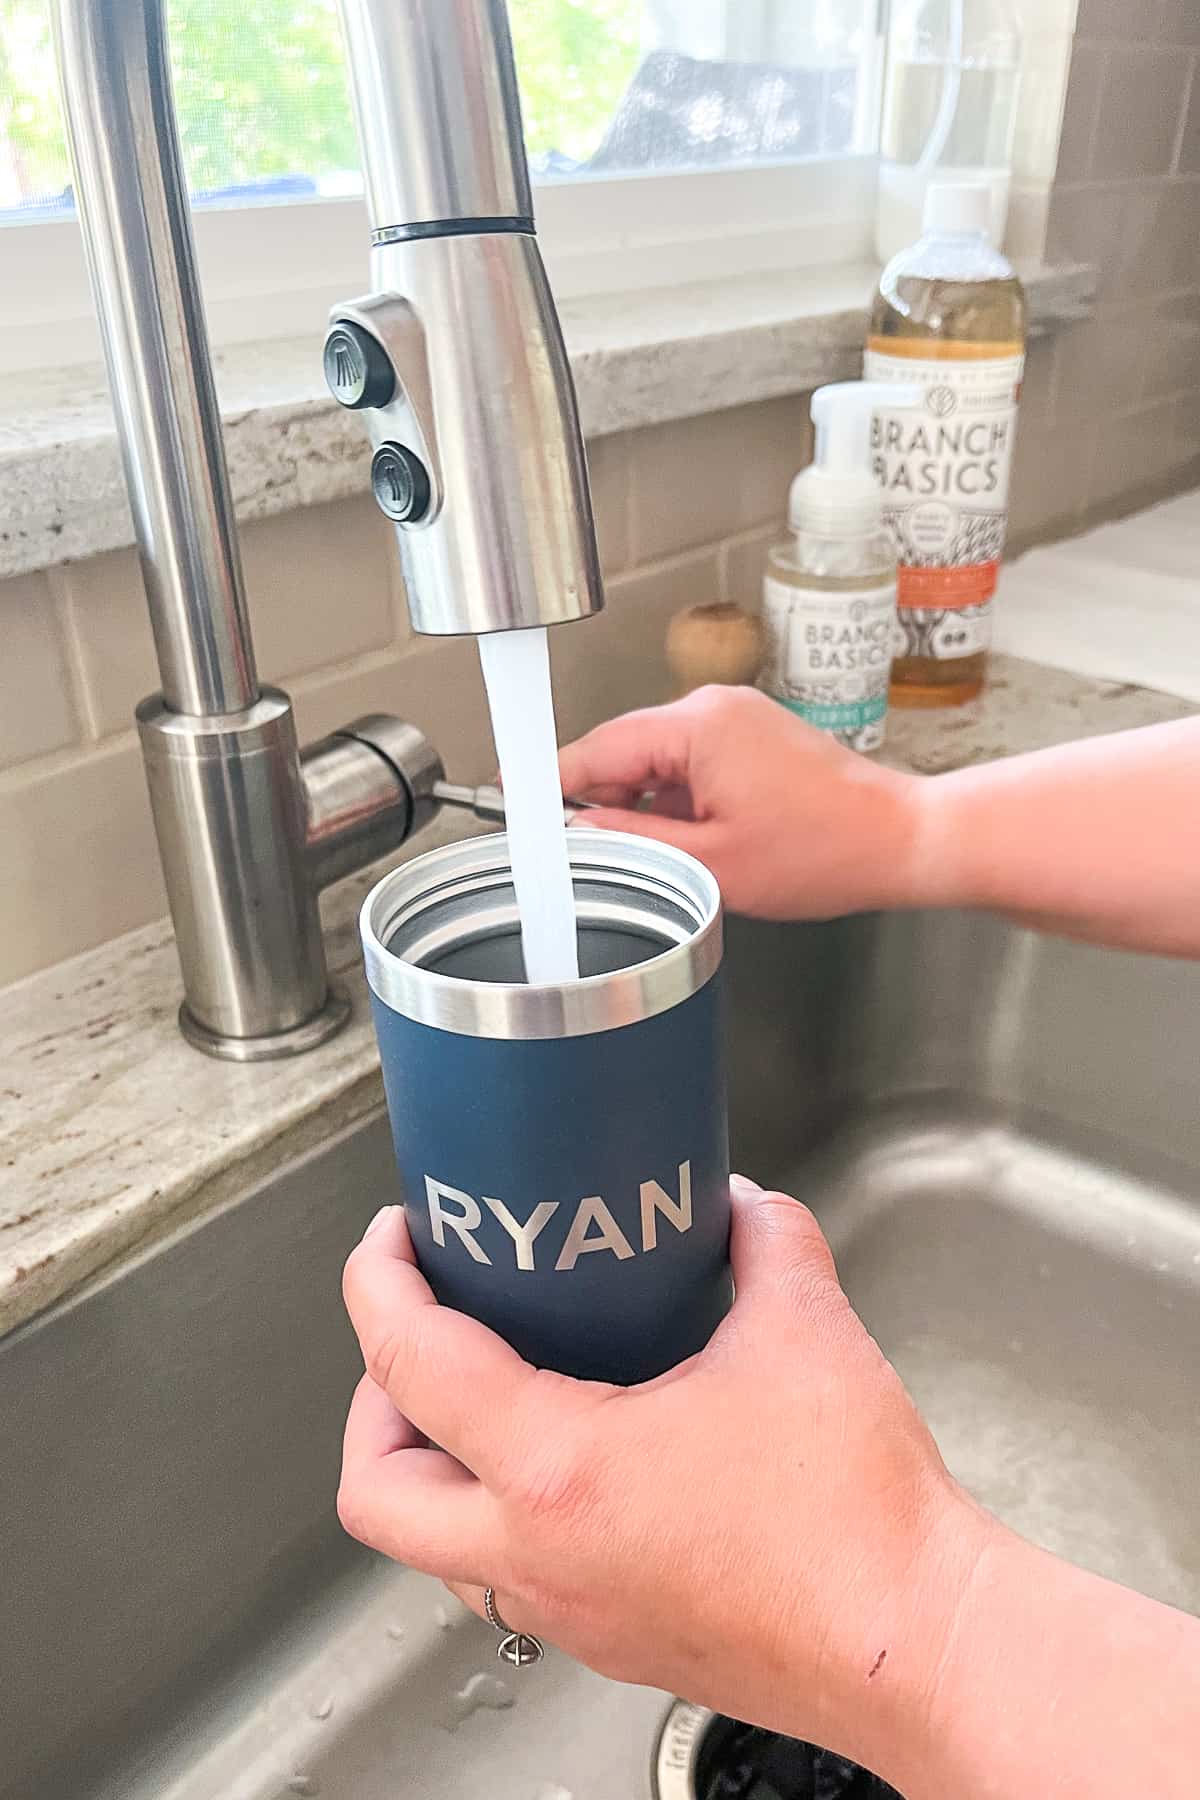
[0, 1, 882, 373]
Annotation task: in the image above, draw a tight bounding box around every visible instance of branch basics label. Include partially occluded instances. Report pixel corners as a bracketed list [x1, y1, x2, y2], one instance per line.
[864, 343, 1024, 659]
[762, 576, 897, 752]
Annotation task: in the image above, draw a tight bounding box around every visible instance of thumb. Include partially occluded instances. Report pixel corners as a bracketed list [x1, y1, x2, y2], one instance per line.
[724, 1179, 840, 1318]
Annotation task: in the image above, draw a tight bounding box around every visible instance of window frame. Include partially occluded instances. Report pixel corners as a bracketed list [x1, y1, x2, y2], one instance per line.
[0, 0, 885, 378]
[0, 153, 879, 377]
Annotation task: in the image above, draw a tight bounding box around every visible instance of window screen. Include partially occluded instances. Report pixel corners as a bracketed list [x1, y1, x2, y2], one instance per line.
[0, 0, 877, 221]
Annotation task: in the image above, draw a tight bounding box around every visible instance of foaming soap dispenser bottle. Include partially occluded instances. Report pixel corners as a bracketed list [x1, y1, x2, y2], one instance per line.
[762, 382, 918, 754]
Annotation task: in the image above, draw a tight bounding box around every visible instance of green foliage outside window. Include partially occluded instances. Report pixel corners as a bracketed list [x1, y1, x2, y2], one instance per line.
[512, 0, 642, 164]
[0, 0, 643, 205]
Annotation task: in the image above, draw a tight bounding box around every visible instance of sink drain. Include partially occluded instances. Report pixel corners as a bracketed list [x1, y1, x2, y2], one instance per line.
[653, 1701, 904, 1800]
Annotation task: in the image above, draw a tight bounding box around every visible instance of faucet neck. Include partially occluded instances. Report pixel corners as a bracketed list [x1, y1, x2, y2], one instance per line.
[53, 0, 258, 718]
[336, 0, 534, 242]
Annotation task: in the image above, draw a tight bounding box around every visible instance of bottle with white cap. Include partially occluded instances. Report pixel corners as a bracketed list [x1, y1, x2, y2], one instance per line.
[761, 381, 919, 755]
[865, 179, 1027, 708]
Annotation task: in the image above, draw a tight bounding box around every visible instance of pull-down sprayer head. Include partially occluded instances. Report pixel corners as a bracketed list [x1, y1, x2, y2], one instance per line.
[328, 0, 605, 639]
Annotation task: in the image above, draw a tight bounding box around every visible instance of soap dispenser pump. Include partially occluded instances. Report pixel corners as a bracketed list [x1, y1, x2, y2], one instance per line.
[762, 380, 919, 754]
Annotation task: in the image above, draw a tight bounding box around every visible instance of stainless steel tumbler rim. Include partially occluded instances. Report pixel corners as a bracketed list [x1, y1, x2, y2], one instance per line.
[360, 829, 722, 1040]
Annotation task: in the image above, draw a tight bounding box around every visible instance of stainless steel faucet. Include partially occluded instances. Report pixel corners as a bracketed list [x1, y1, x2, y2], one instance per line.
[52, 0, 603, 1060]
[326, 0, 604, 638]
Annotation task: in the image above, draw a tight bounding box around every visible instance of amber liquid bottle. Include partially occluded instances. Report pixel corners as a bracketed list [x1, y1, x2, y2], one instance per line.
[866, 183, 1027, 706]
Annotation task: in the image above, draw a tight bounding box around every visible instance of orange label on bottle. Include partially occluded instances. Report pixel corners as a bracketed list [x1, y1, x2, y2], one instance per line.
[897, 559, 1000, 609]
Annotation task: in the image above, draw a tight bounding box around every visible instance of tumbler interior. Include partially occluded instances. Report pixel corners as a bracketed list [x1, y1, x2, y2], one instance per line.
[389, 875, 688, 984]
[381, 838, 712, 984]
[361, 829, 723, 1039]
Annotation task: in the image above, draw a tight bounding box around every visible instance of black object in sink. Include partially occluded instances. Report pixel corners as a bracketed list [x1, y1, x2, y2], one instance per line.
[696, 1716, 903, 1800]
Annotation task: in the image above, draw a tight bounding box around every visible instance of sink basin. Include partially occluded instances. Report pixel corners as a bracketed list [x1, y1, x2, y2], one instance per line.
[4, 911, 1198, 1799]
[815, 1100, 1199, 1615]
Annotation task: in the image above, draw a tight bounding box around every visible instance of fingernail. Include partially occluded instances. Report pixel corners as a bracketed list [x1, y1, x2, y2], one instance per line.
[730, 1173, 763, 1196]
[364, 1205, 398, 1240]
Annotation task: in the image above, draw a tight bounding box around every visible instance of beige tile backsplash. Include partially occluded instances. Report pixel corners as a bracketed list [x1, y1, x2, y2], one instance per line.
[720, 527, 780, 616]
[1158, 0, 1200, 46]
[0, 736, 166, 980]
[0, 573, 79, 770]
[583, 432, 633, 575]
[1054, 42, 1106, 186]
[626, 398, 808, 565]
[1007, 419, 1093, 547]
[1177, 72, 1200, 178]
[1029, 0, 1200, 536]
[1143, 293, 1200, 399]
[1088, 48, 1191, 183]
[552, 547, 724, 730]
[239, 499, 401, 676]
[6, 0, 1200, 986]
[1053, 310, 1148, 419]
[56, 498, 400, 739]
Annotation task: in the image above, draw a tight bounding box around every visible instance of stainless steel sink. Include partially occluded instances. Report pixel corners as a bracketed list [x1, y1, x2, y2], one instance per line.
[5, 911, 1199, 1800]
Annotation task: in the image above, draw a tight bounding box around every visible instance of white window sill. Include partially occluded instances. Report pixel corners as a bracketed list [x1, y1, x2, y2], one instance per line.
[0, 259, 1095, 583]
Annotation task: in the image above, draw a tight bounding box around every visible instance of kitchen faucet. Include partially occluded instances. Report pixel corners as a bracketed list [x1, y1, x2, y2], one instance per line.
[51, 0, 604, 1060]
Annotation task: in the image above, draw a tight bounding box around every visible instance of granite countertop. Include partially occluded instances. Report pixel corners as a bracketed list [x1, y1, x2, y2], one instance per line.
[0, 652, 1192, 1344]
[0, 260, 1093, 581]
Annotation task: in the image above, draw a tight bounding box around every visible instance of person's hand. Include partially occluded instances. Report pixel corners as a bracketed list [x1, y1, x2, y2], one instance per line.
[338, 1179, 993, 1781]
[559, 686, 922, 921]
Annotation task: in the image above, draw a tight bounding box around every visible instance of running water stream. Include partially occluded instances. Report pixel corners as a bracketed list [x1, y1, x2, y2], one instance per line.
[477, 626, 580, 985]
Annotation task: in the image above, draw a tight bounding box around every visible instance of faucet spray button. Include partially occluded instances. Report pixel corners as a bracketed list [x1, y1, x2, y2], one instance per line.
[323, 322, 396, 411]
[371, 441, 433, 525]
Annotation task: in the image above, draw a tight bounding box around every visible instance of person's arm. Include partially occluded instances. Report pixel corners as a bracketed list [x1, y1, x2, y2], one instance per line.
[337, 1185, 1200, 1799]
[920, 1530, 1200, 1800]
[916, 718, 1200, 955]
[558, 688, 1200, 958]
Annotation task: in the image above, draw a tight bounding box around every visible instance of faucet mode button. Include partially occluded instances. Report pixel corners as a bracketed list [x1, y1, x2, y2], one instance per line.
[371, 441, 433, 525]
[324, 321, 396, 411]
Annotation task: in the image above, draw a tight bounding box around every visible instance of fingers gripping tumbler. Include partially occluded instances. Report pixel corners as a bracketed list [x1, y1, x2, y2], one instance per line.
[360, 830, 731, 1385]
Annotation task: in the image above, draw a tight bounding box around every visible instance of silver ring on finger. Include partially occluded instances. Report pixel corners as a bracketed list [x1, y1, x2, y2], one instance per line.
[484, 1586, 545, 1667]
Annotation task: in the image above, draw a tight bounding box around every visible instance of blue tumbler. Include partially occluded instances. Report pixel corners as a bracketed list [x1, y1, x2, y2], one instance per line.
[359, 829, 731, 1385]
